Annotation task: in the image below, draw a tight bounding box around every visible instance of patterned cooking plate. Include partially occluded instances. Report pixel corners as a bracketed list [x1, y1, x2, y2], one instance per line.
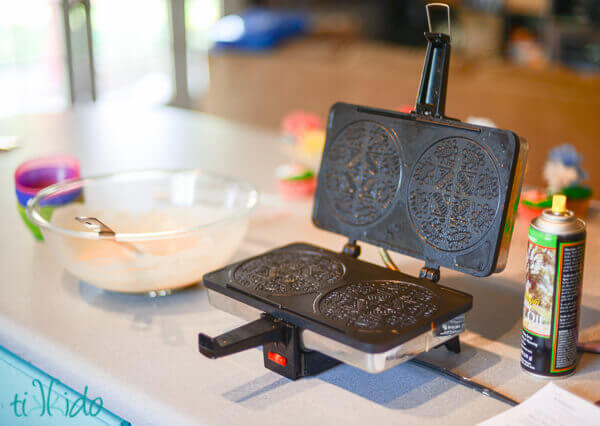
[203, 243, 472, 353]
[313, 103, 527, 277]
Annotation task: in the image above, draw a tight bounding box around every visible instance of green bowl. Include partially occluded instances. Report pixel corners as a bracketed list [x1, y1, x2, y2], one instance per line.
[17, 203, 54, 241]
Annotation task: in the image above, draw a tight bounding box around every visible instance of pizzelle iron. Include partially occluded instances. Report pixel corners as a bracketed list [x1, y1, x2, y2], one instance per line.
[197, 4, 528, 381]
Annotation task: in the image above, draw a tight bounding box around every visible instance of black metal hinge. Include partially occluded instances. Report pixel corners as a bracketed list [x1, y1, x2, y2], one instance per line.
[419, 266, 440, 283]
[342, 240, 361, 258]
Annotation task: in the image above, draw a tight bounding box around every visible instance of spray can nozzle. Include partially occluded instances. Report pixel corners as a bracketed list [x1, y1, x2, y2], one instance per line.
[552, 194, 567, 214]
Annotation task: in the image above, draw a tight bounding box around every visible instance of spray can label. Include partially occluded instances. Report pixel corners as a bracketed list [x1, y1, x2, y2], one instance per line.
[521, 226, 585, 376]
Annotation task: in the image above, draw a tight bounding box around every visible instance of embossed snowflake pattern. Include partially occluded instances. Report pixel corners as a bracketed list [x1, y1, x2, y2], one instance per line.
[323, 121, 401, 226]
[408, 138, 500, 251]
[319, 281, 438, 330]
[233, 252, 344, 296]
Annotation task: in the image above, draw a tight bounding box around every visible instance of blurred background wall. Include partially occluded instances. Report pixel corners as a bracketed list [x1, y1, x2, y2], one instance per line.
[1, 0, 599, 191]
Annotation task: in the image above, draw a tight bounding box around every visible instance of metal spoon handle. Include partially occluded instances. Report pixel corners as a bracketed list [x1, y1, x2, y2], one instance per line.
[75, 216, 143, 255]
[75, 216, 115, 237]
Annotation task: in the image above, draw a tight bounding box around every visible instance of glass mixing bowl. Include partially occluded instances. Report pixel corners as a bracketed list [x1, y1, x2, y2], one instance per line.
[26, 169, 258, 295]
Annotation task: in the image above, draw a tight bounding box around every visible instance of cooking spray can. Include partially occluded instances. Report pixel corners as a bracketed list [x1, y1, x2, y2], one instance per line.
[521, 195, 586, 378]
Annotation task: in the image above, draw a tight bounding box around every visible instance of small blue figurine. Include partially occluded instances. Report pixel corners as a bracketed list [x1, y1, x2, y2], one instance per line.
[543, 144, 591, 208]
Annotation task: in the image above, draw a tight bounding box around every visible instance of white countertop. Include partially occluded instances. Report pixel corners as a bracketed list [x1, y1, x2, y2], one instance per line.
[1, 105, 599, 425]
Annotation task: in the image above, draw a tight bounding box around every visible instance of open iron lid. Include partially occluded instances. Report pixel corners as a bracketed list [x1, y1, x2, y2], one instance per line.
[312, 5, 528, 277]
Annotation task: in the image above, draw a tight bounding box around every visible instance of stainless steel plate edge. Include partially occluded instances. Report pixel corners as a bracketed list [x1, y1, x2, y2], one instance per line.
[207, 290, 465, 373]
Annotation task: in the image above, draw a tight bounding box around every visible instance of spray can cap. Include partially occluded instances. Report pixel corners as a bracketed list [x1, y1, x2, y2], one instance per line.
[552, 194, 567, 214]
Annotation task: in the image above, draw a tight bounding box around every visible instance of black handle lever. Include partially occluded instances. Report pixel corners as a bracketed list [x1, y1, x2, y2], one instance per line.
[415, 32, 451, 118]
[198, 316, 286, 359]
[415, 3, 452, 118]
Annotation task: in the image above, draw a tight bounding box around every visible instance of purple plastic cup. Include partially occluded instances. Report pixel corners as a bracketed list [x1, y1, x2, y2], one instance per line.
[15, 155, 81, 239]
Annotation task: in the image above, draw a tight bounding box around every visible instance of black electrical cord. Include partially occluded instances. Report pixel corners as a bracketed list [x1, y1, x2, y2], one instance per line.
[379, 247, 520, 407]
[410, 358, 519, 407]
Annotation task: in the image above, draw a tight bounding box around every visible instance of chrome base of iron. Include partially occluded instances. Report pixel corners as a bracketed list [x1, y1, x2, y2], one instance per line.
[207, 289, 465, 374]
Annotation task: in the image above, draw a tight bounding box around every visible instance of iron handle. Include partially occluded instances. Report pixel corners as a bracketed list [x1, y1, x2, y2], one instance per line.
[198, 316, 286, 359]
[415, 32, 451, 118]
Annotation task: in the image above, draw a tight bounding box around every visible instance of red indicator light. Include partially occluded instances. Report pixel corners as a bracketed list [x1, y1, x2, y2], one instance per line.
[267, 352, 287, 366]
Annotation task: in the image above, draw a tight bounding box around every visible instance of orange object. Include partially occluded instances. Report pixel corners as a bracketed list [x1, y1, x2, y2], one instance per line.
[517, 203, 544, 223]
[277, 177, 317, 201]
[566, 198, 590, 218]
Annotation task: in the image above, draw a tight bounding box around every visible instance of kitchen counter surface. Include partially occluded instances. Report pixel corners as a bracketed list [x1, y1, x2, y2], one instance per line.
[1, 105, 599, 425]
